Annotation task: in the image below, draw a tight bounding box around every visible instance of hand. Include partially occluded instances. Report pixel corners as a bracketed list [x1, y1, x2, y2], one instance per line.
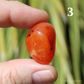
[0, 1, 58, 84]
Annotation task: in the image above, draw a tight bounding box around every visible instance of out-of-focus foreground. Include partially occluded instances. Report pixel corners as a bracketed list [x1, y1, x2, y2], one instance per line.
[0, 0, 84, 84]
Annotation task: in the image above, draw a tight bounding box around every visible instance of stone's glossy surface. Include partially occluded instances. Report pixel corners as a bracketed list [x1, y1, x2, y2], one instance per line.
[26, 22, 56, 64]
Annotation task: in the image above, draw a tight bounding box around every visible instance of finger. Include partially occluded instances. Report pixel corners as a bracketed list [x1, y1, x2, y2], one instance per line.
[0, 1, 49, 29]
[0, 59, 58, 84]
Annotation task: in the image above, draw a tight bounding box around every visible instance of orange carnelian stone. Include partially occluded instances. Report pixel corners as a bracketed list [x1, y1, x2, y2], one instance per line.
[26, 22, 56, 64]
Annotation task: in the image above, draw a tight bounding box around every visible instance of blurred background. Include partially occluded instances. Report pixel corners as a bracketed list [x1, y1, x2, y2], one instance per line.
[0, 0, 84, 84]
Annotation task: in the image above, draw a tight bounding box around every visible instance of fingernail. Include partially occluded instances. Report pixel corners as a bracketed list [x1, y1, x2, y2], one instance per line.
[41, 10, 49, 16]
[41, 10, 49, 21]
[32, 70, 55, 84]
[41, 10, 48, 14]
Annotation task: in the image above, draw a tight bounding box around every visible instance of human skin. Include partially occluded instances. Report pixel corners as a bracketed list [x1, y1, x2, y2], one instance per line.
[0, 1, 58, 84]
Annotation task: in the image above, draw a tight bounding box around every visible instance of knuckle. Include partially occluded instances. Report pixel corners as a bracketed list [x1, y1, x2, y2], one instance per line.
[0, 67, 22, 84]
[0, 68, 15, 84]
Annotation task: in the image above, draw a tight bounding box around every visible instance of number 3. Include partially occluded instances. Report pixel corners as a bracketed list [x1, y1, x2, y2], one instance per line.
[67, 7, 73, 16]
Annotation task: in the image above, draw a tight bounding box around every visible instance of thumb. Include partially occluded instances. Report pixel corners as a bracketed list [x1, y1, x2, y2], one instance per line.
[0, 59, 58, 84]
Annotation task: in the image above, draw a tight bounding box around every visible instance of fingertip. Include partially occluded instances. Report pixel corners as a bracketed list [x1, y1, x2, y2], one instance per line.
[0, 1, 49, 29]
[0, 59, 58, 84]
[9, 1, 49, 29]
